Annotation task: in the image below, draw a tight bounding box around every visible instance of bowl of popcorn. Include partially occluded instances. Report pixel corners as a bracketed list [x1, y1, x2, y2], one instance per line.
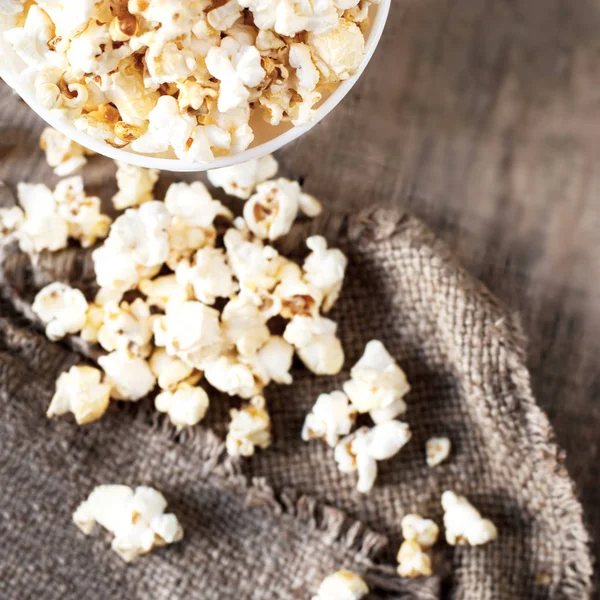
[0, 0, 390, 171]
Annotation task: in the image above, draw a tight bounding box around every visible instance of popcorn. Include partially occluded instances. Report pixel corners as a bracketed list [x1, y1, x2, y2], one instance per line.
[299, 192, 323, 218]
[343, 341, 409, 419]
[274, 268, 323, 319]
[176, 247, 237, 305]
[139, 274, 190, 311]
[97, 299, 154, 358]
[207, 0, 243, 31]
[108, 201, 170, 268]
[16, 183, 68, 253]
[150, 348, 198, 391]
[0, 206, 25, 241]
[153, 301, 225, 368]
[47, 365, 112, 425]
[334, 427, 376, 493]
[221, 293, 271, 357]
[283, 315, 344, 375]
[112, 162, 159, 210]
[308, 19, 365, 82]
[253, 335, 294, 385]
[302, 391, 357, 447]
[312, 570, 369, 600]
[364, 419, 411, 460]
[224, 226, 288, 292]
[132, 96, 216, 162]
[207, 155, 278, 200]
[165, 181, 233, 228]
[98, 351, 156, 401]
[441, 491, 498, 546]
[335, 421, 411, 493]
[40, 127, 89, 176]
[303, 235, 347, 312]
[73, 485, 183, 562]
[93, 200, 169, 291]
[206, 40, 265, 113]
[243, 178, 304, 240]
[155, 382, 210, 429]
[426, 436, 451, 467]
[32, 282, 88, 341]
[397, 540, 432, 578]
[4, 0, 372, 163]
[401, 514, 439, 549]
[203, 353, 263, 399]
[226, 395, 272, 456]
[53, 177, 111, 248]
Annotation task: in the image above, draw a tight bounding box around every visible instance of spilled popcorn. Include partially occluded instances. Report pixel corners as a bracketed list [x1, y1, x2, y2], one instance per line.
[40, 127, 93, 176]
[426, 436, 451, 467]
[334, 420, 411, 493]
[4, 0, 379, 162]
[397, 514, 439, 578]
[73, 485, 183, 562]
[313, 570, 369, 600]
[442, 491, 498, 546]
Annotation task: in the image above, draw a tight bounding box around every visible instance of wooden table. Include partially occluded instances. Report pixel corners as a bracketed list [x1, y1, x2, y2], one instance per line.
[1, 0, 598, 586]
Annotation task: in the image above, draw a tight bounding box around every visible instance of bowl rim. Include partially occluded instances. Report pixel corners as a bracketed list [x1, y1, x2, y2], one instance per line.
[0, 1, 391, 172]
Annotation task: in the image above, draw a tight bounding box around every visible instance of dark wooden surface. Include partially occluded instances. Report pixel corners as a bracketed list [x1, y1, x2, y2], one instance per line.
[1, 0, 598, 590]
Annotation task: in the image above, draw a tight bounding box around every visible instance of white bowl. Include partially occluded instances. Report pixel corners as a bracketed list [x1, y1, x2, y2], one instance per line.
[0, 3, 390, 172]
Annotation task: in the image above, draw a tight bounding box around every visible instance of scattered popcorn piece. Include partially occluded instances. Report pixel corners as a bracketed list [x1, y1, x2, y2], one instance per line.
[334, 427, 377, 493]
[53, 176, 111, 248]
[176, 247, 237, 305]
[112, 162, 160, 210]
[335, 421, 411, 493]
[155, 382, 209, 429]
[274, 270, 323, 318]
[0, 206, 25, 240]
[221, 293, 271, 357]
[226, 395, 271, 457]
[426, 436, 451, 467]
[32, 282, 88, 341]
[206, 155, 278, 200]
[153, 300, 225, 368]
[365, 420, 412, 460]
[97, 298, 154, 358]
[139, 274, 189, 311]
[303, 235, 347, 312]
[93, 201, 169, 291]
[243, 178, 301, 241]
[343, 340, 409, 417]
[284, 315, 344, 375]
[73, 485, 183, 562]
[165, 181, 232, 229]
[253, 335, 294, 385]
[150, 348, 198, 391]
[401, 514, 439, 549]
[224, 226, 288, 293]
[16, 182, 69, 253]
[203, 353, 263, 399]
[441, 491, 498, 546]
[47, 365, 112, 425]
[98, 351, 156, 401]
[302, 391, 356, 447]
[299, 192, 323, 217]
[397, 539, 433, 578]
[40, 127, 90, 176]
[313, 570, 369, 600]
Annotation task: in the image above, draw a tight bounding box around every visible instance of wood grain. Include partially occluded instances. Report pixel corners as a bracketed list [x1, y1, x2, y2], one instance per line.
[1, 0, 599, 589]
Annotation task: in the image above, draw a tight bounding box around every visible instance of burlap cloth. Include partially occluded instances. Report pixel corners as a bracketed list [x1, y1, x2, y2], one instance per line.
[0, 208, 592, 599]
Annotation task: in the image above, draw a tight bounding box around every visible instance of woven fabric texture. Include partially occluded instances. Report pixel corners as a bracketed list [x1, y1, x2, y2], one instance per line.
[0, 208, 592, 599]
